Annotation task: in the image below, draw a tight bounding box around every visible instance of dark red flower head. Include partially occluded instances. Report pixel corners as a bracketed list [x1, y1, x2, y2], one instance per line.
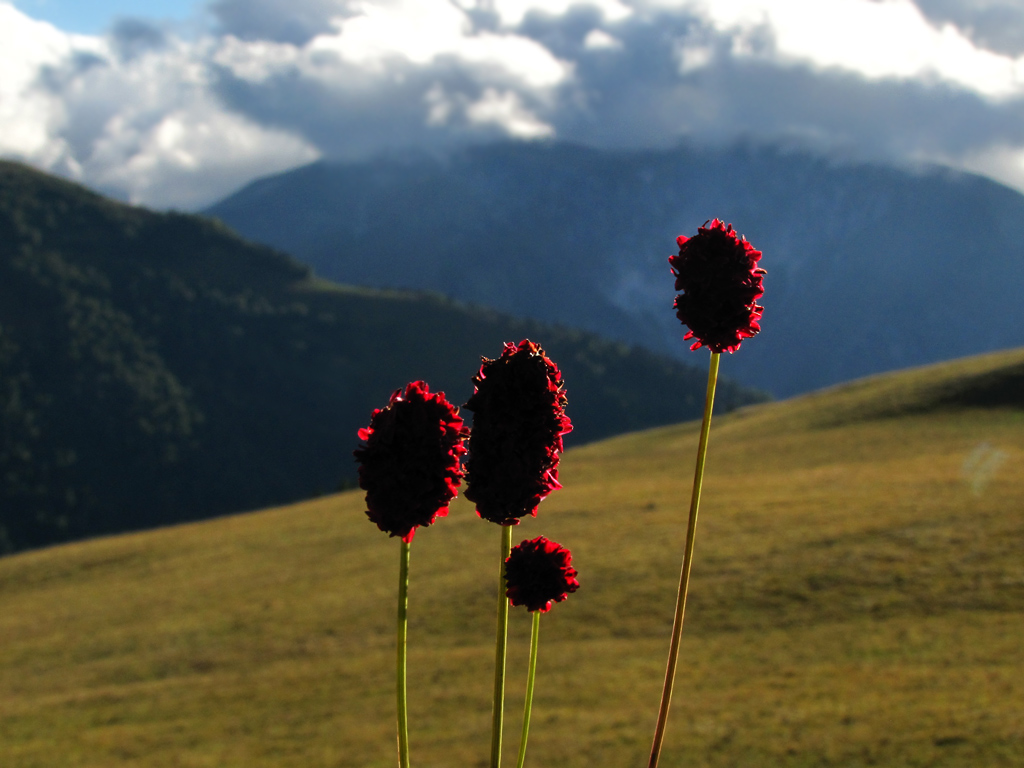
[354, 381, 469, 543]
[670, 219, 766, 353]
[505, 536, 580, 613]
[464, 340, 572, 526]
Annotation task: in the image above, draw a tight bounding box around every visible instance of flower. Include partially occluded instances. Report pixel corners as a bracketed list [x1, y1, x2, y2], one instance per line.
[505, 536, 580, 613]
[670, 219, 766, 353]
[464, 340, 572, 526]
[354, 381, 469, 542]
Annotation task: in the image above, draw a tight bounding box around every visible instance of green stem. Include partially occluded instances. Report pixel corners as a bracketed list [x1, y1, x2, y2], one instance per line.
[489, 524, 513, 768]
[397, 539, 412, 768]
[515, 611, 542, 768]
[648, 351, 720, 768]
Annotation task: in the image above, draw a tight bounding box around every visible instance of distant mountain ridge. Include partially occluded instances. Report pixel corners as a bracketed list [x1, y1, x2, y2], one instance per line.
[0, 160, 764, 553]
[206, 141, 1024, 396]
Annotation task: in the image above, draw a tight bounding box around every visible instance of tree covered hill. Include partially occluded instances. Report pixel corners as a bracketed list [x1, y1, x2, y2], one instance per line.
[0, 160, 765, 553]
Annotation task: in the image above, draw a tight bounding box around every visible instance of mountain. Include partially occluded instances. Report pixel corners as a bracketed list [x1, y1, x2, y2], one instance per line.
[0, 160, 764, 553]
[1, 347, 1021, 766]
[206, 141, 1024, 397]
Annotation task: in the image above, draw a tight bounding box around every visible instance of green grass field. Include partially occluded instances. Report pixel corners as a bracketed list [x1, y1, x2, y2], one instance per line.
[1, 349, 1022, 767]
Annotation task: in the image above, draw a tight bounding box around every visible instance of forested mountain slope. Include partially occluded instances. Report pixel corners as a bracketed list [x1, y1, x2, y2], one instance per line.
[0, 160, 763, 552]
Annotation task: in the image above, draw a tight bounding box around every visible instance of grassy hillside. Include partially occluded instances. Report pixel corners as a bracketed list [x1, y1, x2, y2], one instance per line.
[0, 348, 1021, 767]
[0, 159, 764, 552]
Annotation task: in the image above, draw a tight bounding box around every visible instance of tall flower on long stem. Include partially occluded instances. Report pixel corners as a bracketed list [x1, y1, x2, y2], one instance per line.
[648, 220, 764, 768]
[504, 536, 579, 768]
[464, 340, 572, 768]
[671, 219, 765, 355]
[354, 381, 469, 768]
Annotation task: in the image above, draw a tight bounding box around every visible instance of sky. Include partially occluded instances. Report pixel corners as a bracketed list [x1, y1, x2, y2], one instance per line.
[9, 0, 204, 33]
[2, 0, 1024, 209]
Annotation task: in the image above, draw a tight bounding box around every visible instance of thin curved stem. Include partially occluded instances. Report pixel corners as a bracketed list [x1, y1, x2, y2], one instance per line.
[515, 611, 542, 768]
[648, 351, 720, 768]
[397, 539, 412, 768]
[490, 524, 513, 768]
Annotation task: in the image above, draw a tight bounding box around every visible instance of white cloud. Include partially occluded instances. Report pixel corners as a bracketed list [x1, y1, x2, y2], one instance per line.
[211, 36, 301, 83]
[307, 0, 571, 88]
[673, 25, 715, 72]
[210, 0, 573, 92]
[491, 0, 633, 27]
[0, 2, 318, 206]
[583, 28, 624, 51]
[0, 5, 86, 162]
[912, 0, 1024, 58]
[466, 87, 555, 137]
[316, 0, 474, 69]
[4, 0, 1024, 208]
[85, 99, 319, 209]
[209, 1, 567, 153]
[956, 143, 1024, 198]
[652, 0, 1024, 98]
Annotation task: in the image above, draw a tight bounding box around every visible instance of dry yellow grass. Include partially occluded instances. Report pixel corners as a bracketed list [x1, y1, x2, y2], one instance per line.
[1, 349, 1022, 766]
